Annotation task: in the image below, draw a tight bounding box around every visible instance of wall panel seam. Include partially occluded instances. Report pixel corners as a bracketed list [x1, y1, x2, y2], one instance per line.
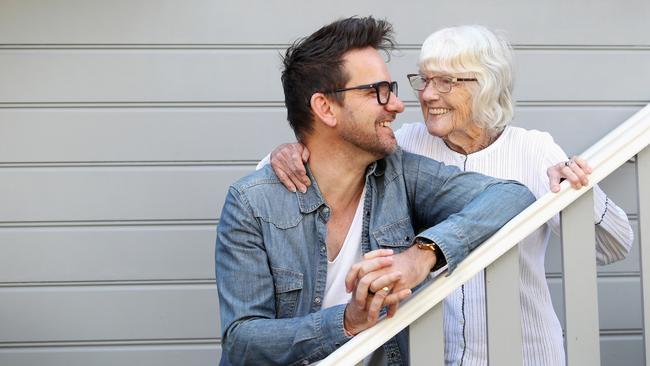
[546, 272, 640, 278]
[1, 101, 648, 109]
[0, 161, 258, 167]
[0, 219, 219, 228]
[1, 44, 649, 50]
[0, 338, 220, 349]
[0, 280, 216, 288]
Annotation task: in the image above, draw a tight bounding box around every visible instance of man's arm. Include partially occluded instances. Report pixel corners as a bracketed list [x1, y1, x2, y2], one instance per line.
[216, 187, 350, 365]
[403, 153, 536, 273]
[216, 187, 407, 365]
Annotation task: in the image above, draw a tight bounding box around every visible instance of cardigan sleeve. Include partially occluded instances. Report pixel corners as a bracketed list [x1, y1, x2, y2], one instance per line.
[536, 131, 633, 265]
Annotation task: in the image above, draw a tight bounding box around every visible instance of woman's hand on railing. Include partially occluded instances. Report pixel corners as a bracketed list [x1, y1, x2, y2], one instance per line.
[270, 142, 311, 193]
[343, 249, 412, 335]
[547, 155, 592, 193]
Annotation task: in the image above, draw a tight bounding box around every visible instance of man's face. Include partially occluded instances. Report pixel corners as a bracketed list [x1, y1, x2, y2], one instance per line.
[336, 47, 405, 158]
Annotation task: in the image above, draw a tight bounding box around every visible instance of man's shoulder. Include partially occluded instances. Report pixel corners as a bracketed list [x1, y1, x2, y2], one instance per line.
[387, 147, 445, 171]
[377, 148, 451, 187]
[230, 165, 281, 192]
[229, 165, 297, 204]
[226, 166, 309, 230]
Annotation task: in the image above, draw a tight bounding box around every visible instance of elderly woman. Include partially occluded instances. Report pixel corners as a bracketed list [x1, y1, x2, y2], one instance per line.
[264, 25, 633, 365]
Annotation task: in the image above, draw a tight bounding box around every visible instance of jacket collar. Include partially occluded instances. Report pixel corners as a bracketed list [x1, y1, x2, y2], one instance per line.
[296, 164, 326, 214]
[296, 154, 393, 214]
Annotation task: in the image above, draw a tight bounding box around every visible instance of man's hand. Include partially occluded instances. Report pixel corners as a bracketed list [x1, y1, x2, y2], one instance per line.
[346, 244, 437, 321]
[347, 245, 436, 294]
[270, 142, 311, 193]
[548, 155, 592, 193]
[343, 249, 411, 336]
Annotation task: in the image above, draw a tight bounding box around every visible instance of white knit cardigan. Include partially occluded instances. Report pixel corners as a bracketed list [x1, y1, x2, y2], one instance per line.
[395, 123, 633, 366]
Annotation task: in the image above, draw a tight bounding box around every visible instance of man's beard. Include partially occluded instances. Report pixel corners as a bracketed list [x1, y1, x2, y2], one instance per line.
[340, 118, 397, 158]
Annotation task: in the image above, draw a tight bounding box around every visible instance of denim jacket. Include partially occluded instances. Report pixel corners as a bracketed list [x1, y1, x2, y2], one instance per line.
[215, 148, 535, 366]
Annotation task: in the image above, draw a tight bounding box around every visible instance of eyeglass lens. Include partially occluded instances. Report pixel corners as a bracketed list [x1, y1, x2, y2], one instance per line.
[378, 81, 398, 104]
[409, 76, 454, 93]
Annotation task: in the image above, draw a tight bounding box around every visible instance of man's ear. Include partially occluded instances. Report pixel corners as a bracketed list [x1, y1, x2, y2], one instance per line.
[310, 92, 338, 128]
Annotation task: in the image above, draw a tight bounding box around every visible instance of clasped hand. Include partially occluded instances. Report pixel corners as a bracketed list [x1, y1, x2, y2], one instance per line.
[343, 246, 435, 336]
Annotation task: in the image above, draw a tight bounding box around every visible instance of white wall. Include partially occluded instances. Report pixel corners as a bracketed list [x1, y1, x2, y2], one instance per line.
[0, 1, 648, 365]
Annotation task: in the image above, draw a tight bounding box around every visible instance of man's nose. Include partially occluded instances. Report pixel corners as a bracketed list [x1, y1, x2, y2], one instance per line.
[386, 92, 405, 113]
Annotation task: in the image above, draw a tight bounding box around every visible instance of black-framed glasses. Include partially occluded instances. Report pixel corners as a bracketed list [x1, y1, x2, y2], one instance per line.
[407, 74, 477, 93]
[325, 81, 398, 105]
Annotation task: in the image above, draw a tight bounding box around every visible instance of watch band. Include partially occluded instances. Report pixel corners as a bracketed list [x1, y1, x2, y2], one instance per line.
[415, 237, 447, 271]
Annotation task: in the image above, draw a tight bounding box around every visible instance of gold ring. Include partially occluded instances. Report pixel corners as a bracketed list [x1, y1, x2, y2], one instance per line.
[382, 286, 390, 292]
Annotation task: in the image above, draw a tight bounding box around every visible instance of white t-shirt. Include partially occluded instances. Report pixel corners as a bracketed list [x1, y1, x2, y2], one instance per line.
[313, 186, 386, 366]
[321, 187, 365, 308]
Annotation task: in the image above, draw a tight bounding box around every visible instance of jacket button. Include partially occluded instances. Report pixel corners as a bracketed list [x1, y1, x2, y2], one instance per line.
[314, 297, 321, 304]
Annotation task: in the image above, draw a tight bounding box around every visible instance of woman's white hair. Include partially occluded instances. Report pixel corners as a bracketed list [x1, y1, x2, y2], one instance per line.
[419, 25, 514, 136]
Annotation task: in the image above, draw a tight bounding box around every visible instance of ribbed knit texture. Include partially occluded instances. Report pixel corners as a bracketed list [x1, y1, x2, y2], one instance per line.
[396, 123, 633, 366]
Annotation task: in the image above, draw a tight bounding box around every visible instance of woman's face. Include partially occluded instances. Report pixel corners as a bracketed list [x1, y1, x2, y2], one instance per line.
[417, 71, 478, 139]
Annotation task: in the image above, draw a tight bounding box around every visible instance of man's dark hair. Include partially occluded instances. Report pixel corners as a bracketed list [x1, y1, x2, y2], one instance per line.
[281, 16, 395, 140]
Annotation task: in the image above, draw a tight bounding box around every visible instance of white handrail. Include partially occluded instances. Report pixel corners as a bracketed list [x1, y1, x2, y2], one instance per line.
[319, 103, 650, 366]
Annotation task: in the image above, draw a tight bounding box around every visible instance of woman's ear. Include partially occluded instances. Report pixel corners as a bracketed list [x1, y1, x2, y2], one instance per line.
[310, 92, 338, 128]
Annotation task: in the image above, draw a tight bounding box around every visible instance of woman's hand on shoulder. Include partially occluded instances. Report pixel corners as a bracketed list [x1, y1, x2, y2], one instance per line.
[270, 142, 311, 193]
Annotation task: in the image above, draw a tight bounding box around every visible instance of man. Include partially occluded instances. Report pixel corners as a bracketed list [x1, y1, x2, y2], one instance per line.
[215, 16, 535, 366]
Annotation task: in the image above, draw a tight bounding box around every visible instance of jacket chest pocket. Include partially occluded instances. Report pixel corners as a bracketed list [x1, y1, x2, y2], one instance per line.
[372, 217, 415, 253]
[271, 267, 304, 319]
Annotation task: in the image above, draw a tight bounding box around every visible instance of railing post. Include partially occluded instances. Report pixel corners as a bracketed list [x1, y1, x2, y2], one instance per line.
[485, 245, 522, 365]
[560, 188, 601, 365]
[409, 302, 444, 365]
[637, 146, 650, 366]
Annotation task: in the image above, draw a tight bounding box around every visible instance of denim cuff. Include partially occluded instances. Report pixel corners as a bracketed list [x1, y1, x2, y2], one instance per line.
[318, 304, 353, 355]
[417, 220, 466, 273]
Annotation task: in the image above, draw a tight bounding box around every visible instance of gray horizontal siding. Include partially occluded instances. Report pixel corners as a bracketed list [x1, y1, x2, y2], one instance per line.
[0, 0, 648, 45]
[0, 106, 643, 163]
[0, 337, 638, 366]
[546, 222, 640, 274]
[0, 226, 216, 282]
[548, 276, 642, 330]
[0, 345, 220, 366]
[600, 334, 643, 366]
[1, 49, 649, 103]
[0, 162, 635, 222]
[0, 277, 641, 340]
[0, 166, 252, 222]
[0, 285, 219, 342]
[0, 107, 296, 163]
[0, 277, 639, 341]
[0, 219, 638, 284]
[1, 0, 646, 365]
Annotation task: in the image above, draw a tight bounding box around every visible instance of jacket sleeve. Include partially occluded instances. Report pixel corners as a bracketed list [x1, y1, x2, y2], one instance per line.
[403, 153, 536, 272]
[215, 187, 350, 366]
